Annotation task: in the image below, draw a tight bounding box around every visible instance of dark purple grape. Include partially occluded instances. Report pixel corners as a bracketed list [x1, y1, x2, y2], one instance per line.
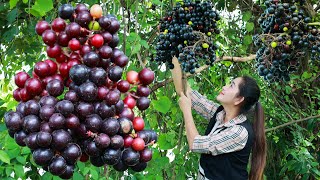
[136, 97, 150, 110]
[25, 100, 40, 115]
[46, 79, 64, 97]
[75, 11, 92, 27]
[101, 31, 113, 44]
[108, 66, 122, 82]
[25, 133, 39, 150]
[40, 122, 52, 133]
[115, 100, 124, 114]
[114, 54, 128, 67]
[64, 90, 79, 103]
[140, 148, 152, 162]
[122, 148, 140, 166]
[14, 130, 27, 146]
[137, 86, 151, 97]
[69, 64, 90, 85]
[49, 113, 65, 130]
[33, 148, 54, 166]
[39, 95, 58, 107]
[137, 130, 151, 144]
[97, 102, 115, 119]
[75, 4, 88, 13]
[102, 148, 121, 165]
[108, 19, 120, 34]
[90, 67, 107, 86]
[109, 34, 119, 48]
[90, 156, 104, 167]
[55, 100, 74, 116]
[76, 102, 94, 118]
[100, 117, 120, 136]
[59, 165, 75, 179]
[113, 160, 128, 171]
[51, 129, 72, 151]
[105, 89, 120, 105]
[36, 131, 52, 147]
[57, 31, 70, 47]
[23, 115, 41, 133]
[49, 156, 67, 176]
[74, 123, 88, 139]
[83, 51, 100, 67]
[58, 4, 74, 19]
[85, 114, 102, 133]
[4, 111, 23, 132]
[65, 114, 80, 129]
[16, 102, 26, 116]
[99, 58, 111, 69]
[99, 45, 113, 59]
[8, 129, 15, 138]
[110, 135, 124, 149]
[66, 22, 81, 38]
[118, 117, 133, 135]
[78, 82, 98, 102]
[95, 133, 110, 149]
[119, 107, 134, 121]
[62, 143, 82, 165]
[131, 162, 147, 172]
[85, 141, 101, 157]
[99, 16, 111, 30]
[39, 105, 55, 121]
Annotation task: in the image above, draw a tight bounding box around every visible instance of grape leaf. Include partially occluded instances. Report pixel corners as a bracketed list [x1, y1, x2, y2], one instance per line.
[0, 150, 10, 164]
[9, 0, 18, 9]
[152, 96, 172, 114]
[31, 0, 53, 17]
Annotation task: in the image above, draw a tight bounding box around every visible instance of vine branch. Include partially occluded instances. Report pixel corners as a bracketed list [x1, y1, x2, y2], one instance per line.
[265, 114, 320, 132]
[151, 54, 257, 92]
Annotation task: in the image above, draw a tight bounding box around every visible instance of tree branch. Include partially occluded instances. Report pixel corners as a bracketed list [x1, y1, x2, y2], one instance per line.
[151, 54, 256, 92]
[265, 114, 320, 132]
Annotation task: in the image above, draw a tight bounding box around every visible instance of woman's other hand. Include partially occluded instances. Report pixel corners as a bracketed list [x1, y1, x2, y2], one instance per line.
[179, 91, 192, 113]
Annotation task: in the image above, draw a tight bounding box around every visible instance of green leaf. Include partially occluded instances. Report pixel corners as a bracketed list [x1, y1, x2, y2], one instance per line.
[22, 0, 28, 3]
[151, 0, 162, 5]
[302, 72, 312, 79]
[16, 156, 26, 164]
[158, 134, 175, 150]
[245, 22, 254, 32]
[132, 44, 141, 54]
[90, 168, 98, 180]
[72, 172, 84, 180]
[7, 8, 18, 25]
[0, 150, 11, 164]
[9, 0, 19, 9]
[31, 0, 53, 17]
[140, 40, 150, 49]
[242, 11, 252, 21]
[243, 35, 252, 45]
[14, 164, 24, 178]
[152, 96, 172, 114]
[41, 172, 53, 180]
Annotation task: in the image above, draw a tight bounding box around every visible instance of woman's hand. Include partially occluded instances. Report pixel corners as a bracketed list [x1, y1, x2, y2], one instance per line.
[178, 91, 192, 114]
[171, 57, 183, 96]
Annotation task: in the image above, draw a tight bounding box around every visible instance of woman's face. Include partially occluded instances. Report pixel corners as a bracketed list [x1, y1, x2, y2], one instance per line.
[216, 77, 243, 106]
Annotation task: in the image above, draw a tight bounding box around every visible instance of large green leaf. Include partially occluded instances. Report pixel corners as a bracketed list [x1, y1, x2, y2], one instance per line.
[152, 96, 172, 114]
[0, 150, 10, 164]
[9, 0, 18, 9]
[242, 11, 252, 21]
[245, 22, 254, 32]
[30, 0, 53, 17]
[243, 35, 252, 45]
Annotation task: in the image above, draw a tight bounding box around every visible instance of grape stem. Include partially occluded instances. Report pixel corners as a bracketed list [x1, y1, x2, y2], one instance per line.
[307, 22, 320, 26]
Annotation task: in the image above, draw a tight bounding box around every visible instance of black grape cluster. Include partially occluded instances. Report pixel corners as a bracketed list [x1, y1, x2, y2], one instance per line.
[5, 3, 157, 179]
[154, 0, 220, 73]
[254, 0, 320, 82]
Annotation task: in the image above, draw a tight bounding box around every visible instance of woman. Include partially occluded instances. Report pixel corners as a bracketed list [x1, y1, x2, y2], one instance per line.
[171, 57, 266, 180]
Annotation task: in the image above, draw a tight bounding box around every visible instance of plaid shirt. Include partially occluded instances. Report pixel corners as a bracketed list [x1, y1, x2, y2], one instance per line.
[190, 90, 249, 156]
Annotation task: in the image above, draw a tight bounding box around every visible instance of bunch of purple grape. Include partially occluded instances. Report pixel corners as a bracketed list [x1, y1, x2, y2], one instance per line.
[5, 3, 157, 179]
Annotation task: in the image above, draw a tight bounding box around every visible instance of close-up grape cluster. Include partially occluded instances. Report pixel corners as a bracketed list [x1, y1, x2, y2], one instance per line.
[154, 0, 220, 73]
[4, 3, 157, 179]
[253, 0, 320, 82]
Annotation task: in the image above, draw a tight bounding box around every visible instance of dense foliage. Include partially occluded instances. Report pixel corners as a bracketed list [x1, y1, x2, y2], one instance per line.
[0, 0, 319, 179]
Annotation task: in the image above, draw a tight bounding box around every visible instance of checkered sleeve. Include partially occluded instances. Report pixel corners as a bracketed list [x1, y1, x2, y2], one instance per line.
[191, 125, 249, 155]
[190, 90, 220, 120]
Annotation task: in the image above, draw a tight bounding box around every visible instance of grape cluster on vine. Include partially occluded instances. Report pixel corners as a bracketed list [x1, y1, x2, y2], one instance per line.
[154, 0, 220, 73]
[5, 3, 157, 179]
[254, 0, 320, 82]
